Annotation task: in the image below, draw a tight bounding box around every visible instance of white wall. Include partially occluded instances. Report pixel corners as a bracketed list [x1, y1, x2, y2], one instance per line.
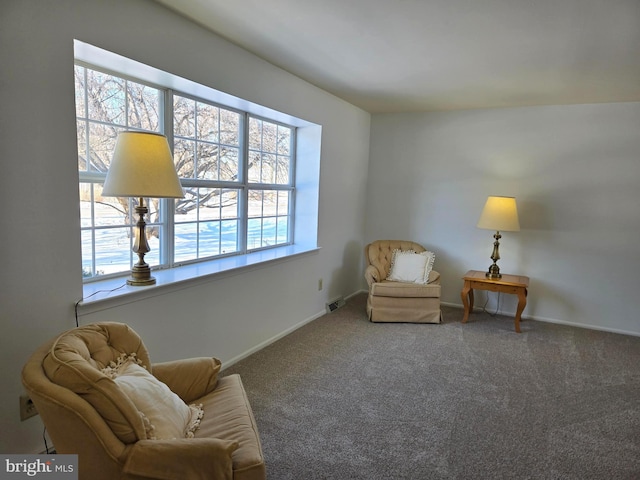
[0, 0, 370, 453]
[366, 103, 640, 335]
[4, 0, 638, 457]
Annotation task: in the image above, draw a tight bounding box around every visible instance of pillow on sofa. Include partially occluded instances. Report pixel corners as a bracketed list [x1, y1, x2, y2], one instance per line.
[103, 355, 203, 440]
[43, 324, 152, 444]
[387, 249, 435, 284]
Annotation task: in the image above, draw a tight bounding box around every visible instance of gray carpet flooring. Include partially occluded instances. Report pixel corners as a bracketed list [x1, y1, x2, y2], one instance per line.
[224, 293, 640, 479]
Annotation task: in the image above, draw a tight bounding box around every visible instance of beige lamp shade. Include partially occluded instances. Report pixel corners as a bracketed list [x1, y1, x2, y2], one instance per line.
[477, 196, 520, 232]
[102, 131, 184, 198]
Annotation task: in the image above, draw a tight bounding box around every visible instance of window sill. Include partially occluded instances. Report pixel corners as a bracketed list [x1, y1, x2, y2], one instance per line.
[78, 244, 320, 315]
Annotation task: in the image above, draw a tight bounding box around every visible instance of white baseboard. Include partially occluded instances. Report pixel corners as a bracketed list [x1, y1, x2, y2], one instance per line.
[225, 293, 639, 371]
[222, 309, 326, 370]
[223, 290, 368, 370]
[441, 301, 640, 337]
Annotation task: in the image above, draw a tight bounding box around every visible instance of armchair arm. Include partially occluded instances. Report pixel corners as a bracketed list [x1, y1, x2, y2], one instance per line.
[152, 357, 221, 403]
[364, 265, 381, 287]
[123, 437, 238, 480]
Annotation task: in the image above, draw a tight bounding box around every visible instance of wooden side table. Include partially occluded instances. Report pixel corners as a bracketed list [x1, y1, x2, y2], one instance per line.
[461, 270, 529, 333]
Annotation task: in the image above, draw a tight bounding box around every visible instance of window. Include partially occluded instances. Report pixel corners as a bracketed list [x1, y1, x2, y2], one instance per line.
[76, 67, 164, 278]
[76, 64, 296, 281]
[173, 96, 241, 263]
[246, 117, 294, 250]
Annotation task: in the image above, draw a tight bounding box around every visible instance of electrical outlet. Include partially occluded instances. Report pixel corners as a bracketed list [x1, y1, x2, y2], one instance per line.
[20, 394, 38, 421]
[318, 278, 323, 291]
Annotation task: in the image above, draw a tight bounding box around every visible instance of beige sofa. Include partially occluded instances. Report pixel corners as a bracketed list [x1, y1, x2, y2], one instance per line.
[365, 240, 442, 323]
[22, 322, 265, 480]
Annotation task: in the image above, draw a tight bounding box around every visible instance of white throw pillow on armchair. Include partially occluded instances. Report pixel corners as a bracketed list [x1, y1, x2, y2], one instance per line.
[102, 355, 203, 440]
[386, 249, 435, 284]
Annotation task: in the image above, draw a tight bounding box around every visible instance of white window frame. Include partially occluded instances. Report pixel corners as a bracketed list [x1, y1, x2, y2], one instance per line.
[75, 40, 320, 311]
[76, 64, 167, 278]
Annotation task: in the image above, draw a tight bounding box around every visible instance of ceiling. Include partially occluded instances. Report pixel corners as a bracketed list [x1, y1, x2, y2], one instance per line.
[154, 0, 640, 113]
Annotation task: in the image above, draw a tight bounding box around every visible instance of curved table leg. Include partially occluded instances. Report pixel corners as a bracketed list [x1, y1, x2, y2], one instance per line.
[514, 288, 528, 333]
[461, 281, 473, 323]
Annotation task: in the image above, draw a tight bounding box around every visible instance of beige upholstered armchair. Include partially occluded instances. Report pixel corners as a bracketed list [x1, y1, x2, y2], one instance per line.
[22, 322, 265, 480]
[365, 240, 442, 323]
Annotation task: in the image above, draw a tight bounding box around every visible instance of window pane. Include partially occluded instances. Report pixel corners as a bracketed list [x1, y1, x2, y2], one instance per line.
[144, 232, 161, 267]
[197, 102, 219, 142]
[175, 189, 198, 223]
[248, 190, 263, 218]
[174, 96, 195, 137]
[221, 219, 239, 254]
[247, 218, 262, 250]
[174, 96, 241, 184]
[144, 198, 162, 230]
[248, 117, 261, 150]
[74, 66, 86, 119]
[88, 122, 120, 173]
[277, 191, 289, 216]
[176, 188, 222, 222]
[175, 222, 198, 263]
[94, 226, 132, 275]
[276, 216, 289, 244]
[220, 109, 240, 146]
[263, 190, 280, 217]
[79, 183, 93, 228]
[95, 191, 131, 227]
[199, 188, 221, 221]
[262, 121, 277, 153]
[175, 188, 240, 261]
[262, 217, 276, 247]
[246, 189, 290, 250]
[220, 147, 239, 181]
[86, 70, 126, 125]
[198, 222, 220, 258]
[276, 155, 290, 184]
[176, 188, 240, 221]
[248, 118, 292, 186]
[197, 142, 219, 181]
[81, 230, 94, 278]
[221, 189, 239, 219]
[248, 150, 261, 183]
[262, 190, 278, 217]
[77, 120, 88, 171]
[174, 138, 195, 178]
[127, 81, 160, 131]
[261, 153, 276, 184]
[277, 125, 291, 155]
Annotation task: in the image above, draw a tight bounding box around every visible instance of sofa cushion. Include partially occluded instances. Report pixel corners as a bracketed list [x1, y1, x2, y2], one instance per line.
[42, 323, 152, 444]
[387, 249, 435, 284]
[371, 279, 441, 298]
[152, 357, 222, 404]
[104, 355, 204, 440]
[366, 240, 427, 280]
[196, 374, 266, 480]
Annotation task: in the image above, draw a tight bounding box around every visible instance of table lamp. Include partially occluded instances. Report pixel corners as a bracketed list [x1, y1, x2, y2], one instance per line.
[102, 131, 184, 286]
[476, 196, 520, 279]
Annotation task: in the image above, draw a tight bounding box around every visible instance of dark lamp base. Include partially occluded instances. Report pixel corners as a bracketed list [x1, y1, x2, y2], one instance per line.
[486, 263, 502, 279]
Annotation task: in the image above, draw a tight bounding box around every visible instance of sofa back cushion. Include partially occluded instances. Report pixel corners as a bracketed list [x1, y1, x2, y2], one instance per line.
[42, 322, 151, 444]
[366, 240, 426, 280]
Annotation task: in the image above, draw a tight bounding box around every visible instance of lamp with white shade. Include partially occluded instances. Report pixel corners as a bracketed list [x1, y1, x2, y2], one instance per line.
[102, 131, 184, 286]
[476, 195, 520, 279]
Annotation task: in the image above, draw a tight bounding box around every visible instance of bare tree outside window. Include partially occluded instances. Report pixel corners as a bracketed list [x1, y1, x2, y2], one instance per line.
[76, 64, 294, 280]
